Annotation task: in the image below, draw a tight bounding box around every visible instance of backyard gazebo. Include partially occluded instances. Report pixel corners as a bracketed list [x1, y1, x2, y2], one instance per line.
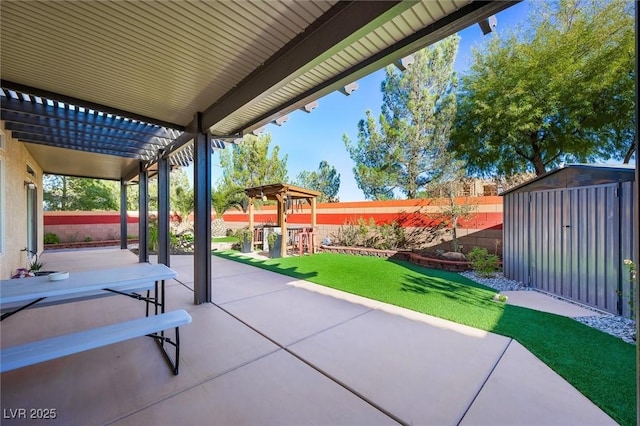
[245, 184, 321, 258]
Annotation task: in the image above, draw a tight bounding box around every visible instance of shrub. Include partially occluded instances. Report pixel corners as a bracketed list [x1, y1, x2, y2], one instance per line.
[467, 247, 500, 278]
[332, 220, 359, 247]
[235, 227, 252, 242]
[372, 221, 406, 250]
[148, 222, 159, 252]
[331, 218, 407, 250]
[44, 232, 60, 244]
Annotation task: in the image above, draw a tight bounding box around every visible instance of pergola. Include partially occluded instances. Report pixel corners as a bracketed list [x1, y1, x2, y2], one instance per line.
[245, 183, 321, 258]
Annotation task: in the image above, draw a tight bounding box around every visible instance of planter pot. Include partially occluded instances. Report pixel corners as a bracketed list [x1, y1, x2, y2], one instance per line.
[268, 235, 282, 258]
[33, 270, 59, 276]
[241, 240, 252, 253]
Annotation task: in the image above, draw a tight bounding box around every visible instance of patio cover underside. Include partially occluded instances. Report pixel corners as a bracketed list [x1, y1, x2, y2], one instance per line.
[0, 0, 515, 181]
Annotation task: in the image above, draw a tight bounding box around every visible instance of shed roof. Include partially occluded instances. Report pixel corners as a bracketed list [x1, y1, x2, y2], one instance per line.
[0, 1, 515, 181]
[501, 164, 636, 195]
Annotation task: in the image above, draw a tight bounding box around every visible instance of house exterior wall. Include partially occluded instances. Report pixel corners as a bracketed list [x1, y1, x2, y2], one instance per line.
[0, 121, 44, 279]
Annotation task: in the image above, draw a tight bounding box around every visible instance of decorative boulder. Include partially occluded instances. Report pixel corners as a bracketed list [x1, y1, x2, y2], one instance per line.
[442, 251, 466, 261]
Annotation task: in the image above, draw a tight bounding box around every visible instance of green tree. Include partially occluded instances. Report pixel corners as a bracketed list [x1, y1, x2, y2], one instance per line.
[295, 160, 341, 203]
[124, 169, 193, 215]
[169, 169, 193, 220]
[451, 0, 635, 177]
[211, 185, 245, 216]
[344, 35, 460, 199]
[43, 175, 118, 211]
[219, 134, 288, 191]
[422, 155, 476, 253]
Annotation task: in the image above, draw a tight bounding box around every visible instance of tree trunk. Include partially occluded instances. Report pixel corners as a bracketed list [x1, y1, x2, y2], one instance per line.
[623, 135, 636, 164]
[532, 155, 547, 176]
[62, 177, 68, 210]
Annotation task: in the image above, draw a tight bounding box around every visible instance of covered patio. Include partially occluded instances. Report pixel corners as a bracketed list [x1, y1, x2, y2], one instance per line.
[1, 1, 637, 423]
[1, 0, 517, 303]
[0, 249, 615, 425]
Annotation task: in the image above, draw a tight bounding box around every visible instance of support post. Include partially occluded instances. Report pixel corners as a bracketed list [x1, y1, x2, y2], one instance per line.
[120, 179, 128, 249]
[311, 196, 317, 249]
[138, 164, 149, 263]
[277, 195, 286, 257]
[193, 113, 212, 304]
[158, 155, 170, 267]
[248, 197, 255, 246]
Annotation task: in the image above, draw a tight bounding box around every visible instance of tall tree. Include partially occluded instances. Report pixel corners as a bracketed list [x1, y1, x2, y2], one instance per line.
[219, 134, 288, 192]
[211, 186, 245, 216]
[295, 160, 341, 203]
[451, 0, 635, 177]
[43, 175, 118, 211]
[124, 169, 193, 214]
[344, 35, 460, 199]
[168, 169, 193, 220]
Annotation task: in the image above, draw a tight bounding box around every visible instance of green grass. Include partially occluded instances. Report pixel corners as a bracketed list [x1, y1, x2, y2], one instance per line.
[213, 250, 637, 426]
[212, 236, 239, 243]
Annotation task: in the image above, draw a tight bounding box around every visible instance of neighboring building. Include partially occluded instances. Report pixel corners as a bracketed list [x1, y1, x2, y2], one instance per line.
[424, 178, 499, 198]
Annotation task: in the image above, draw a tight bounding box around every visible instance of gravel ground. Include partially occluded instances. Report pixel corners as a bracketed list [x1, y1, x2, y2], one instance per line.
[460, 271, 637, 344]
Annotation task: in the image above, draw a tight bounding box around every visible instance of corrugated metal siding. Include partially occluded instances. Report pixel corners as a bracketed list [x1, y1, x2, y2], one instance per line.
[504, 182, 636, 317]
[503, 191, 529, 284]
[561, 185, 619, 312]
[619, 181, 636, 318]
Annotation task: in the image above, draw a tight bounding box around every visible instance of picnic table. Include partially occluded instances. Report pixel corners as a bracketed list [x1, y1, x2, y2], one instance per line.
[0, 263, 190, 374]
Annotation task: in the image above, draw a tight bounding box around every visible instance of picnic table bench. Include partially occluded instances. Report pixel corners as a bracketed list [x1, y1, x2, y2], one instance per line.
[0, 310, 191, 374]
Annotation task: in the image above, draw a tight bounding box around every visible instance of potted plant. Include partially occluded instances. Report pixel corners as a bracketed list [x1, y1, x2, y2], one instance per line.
[25, 250, 44, 275]
[267, 231, 282, 258]
[236, 228, 253, 253]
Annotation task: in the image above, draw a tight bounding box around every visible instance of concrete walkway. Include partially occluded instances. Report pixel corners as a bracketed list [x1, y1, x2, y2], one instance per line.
[135, 253, 615, 425]
[2, 250, 616, 425]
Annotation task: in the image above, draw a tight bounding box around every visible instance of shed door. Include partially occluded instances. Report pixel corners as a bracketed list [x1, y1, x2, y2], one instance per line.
[529, 184, 620, 314]
[564, 184, 619, 313]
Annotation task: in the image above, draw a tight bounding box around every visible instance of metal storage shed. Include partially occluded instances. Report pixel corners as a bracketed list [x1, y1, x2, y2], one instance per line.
[502, 164, 636, 317]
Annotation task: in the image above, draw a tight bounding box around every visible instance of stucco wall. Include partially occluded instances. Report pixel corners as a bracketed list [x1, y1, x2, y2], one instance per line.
[44, 211, 139, 243]
[0, 121, 44, 279]
[222, 197, 503, 253]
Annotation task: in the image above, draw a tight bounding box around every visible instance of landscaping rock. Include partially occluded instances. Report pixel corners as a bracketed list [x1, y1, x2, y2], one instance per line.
[443, 251, 466, 260]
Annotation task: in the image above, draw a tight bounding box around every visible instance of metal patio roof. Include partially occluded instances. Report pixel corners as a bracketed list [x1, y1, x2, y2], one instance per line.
[0, 0, 516, 181]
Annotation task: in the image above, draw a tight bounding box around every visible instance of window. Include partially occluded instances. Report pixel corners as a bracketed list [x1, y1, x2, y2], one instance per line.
[25, 164, 37, 256]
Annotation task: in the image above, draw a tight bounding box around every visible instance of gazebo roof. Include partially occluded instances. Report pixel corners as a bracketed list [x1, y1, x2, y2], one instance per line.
[245, 183, 321, 201]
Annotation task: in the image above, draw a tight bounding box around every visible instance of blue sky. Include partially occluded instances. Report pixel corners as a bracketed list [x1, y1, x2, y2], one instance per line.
[202, 1, 531, 201]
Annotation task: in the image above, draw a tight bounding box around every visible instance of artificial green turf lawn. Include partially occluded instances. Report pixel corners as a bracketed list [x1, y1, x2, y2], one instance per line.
[212, 236, 239, 242]
[213, 250, 637, 426]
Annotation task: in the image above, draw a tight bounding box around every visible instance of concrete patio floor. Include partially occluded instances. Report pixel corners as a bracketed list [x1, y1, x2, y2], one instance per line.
[1, 249, 616, 425]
